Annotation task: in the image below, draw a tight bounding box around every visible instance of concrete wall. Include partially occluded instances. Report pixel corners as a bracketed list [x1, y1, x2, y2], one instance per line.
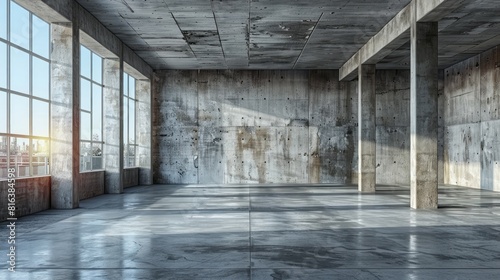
[124, 168, 139, 188]
[153, 69, 413, 185]
[375, 70, 411, 185]
[79, 171, 105, 201]
[0, 177, 51, 221]
[153, 70, 353, 184]
[444, 46, 500, 191]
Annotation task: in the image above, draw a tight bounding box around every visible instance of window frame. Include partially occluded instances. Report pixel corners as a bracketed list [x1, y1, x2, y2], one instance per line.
[0, 0, 51, 179]
[79, 44, 104, 172]
[123, 72, 137, 168]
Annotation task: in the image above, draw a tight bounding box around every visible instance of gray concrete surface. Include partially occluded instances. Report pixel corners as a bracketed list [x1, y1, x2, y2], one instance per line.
[152, 70, 358, 184]
[444, 46, 500, 192]
[1, 183, 500, 279]
[358, 64, 376, 192]
[50, 21, 79, 209]
[410, 21, 439, 209]
[153, 69, 417, 186]
[103, 58, 123, 194]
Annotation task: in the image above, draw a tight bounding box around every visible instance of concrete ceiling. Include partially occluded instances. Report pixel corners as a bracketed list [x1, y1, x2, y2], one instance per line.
[75, 0, 412, 70]
[76, 0, 500, 71]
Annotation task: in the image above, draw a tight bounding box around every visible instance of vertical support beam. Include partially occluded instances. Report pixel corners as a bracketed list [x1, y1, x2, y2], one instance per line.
[103, 58, 123, 193]
[50, 1, 81, 208]
[410, 20, 439, 209]
[137, 79, 152, 185]
[358, 64, 377, 192]
[51, 22, 79, 208]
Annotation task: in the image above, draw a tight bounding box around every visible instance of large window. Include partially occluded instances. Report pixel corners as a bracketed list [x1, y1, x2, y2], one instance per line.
[123, 72, 136, 167]
[80, 45, 103, 172]
[0, 0, 50, 178]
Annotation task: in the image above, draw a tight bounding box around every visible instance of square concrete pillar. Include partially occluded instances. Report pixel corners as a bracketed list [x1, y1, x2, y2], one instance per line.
[137, 79, 152, 185]
[358, 64, 377, 192]
[103, 58, 123, 193]
[50, 21, 80, 208]
[410, 21, 439, 209]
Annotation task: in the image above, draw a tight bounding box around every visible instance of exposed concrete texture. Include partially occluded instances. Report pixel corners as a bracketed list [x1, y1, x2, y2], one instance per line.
[444, 46, 500, 191]
[340, 5, 412, 80]
[137, 79, 153, 185]
[376, 70, 411, 186]
[358, 65, 376, 192]
[103, 58, 123, 194]
[410, 22, 439, 209]
[124, 168, 139, 188]
[79, 171, 105, 201]
[123, 45, 152, 80]
[74, 0, 412, 69]
[15, 0, 71, 23]
[78, 4, 121, 58]
[153, 70, 358, 184]
[50, 22, 79, 209]
[4, 184, 500, 278]
[0, 177, 51, 222]
[154, 70, 414, 185]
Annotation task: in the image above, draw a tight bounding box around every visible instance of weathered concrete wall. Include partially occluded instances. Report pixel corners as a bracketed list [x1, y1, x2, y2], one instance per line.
[375, 70, 411, 185]
[444, 46, 500, 191]
[0, 177, 51, 222]
[79, 171, 105, 201]
[153, 70, 414, 185]
[153, 70, 357, 184]
[124, 168, 139, 188]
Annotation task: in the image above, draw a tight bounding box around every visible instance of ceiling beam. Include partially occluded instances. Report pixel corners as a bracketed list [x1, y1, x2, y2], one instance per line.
[339, 0, 466, 81]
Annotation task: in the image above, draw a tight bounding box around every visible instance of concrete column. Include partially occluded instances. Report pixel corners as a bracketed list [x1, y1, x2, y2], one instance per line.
[50, 20, 79, 208]
[137, 79, 153, 185]
[103, 58, 123, 193]
[410, 21, 439, 209]
[358, 64, 376, 192]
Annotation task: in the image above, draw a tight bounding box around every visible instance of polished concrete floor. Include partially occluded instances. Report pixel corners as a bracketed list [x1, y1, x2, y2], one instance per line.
[2, 184, 500, 279]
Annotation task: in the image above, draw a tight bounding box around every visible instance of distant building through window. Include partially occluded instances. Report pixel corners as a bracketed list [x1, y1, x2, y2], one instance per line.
[80, 45, 103, 172]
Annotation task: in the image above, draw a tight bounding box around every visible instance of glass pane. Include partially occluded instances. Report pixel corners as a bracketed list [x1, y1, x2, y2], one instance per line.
[80, 45, 91, 79]
[92, 143, 102, 170]
[80, 141, 91, 172]
[123, 144, 128, 167]
[92, 53, 102, 84]
[123, 97, 128, 145]
[80, 111, 91, 141]
[0, 91, 5, 133]
[0, 42, 6, 88]
[129, 76, 135, 99]
[92, 84, 102, 141]
[0, 0, 6, 39]
[10, 137, 30, 177]
[80, 78, 91, 111]
[32, 99, 49, 137]
[32, 15, 50, 59]
[32, 57, 50, 99]
[0, 135, 7, 178]
[10, 93, 29, 135]
[123, 72, 128, 97]
[32, 138, 49, 176]
[10, 47, 30, 94]
[10, 2, 30, 50]
[129, 100, 135, 144]
[128, 145, 136, 167]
